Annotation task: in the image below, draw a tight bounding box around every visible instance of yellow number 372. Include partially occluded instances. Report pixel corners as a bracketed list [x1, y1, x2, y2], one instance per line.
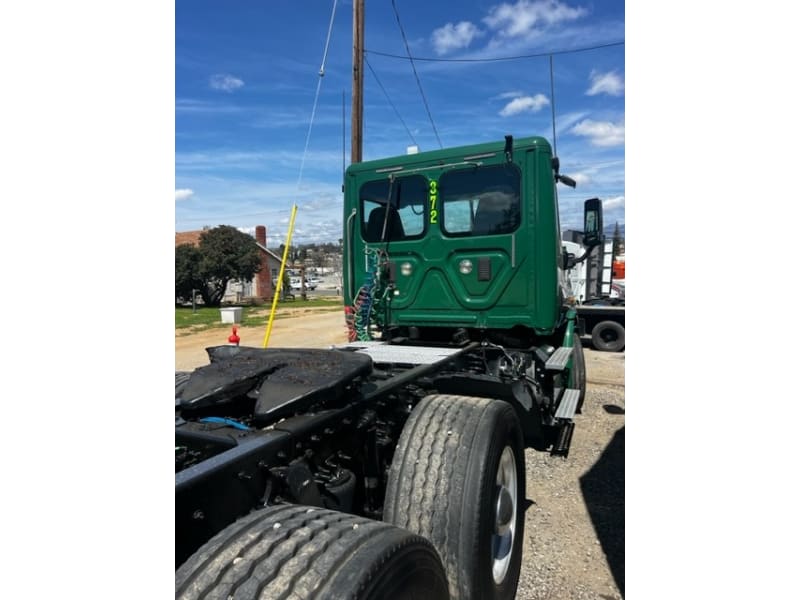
[429, 180, 438, 224]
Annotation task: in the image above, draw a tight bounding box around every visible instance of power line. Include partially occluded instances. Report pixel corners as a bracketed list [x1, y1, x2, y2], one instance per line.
[389, 0, 442, 149]
[366, 40, 624, 63]
[297, 0, 339, 189]
[365, 56, 418, 147]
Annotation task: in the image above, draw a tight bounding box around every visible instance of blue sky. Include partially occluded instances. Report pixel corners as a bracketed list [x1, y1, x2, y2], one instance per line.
[176, 0, 624, 245]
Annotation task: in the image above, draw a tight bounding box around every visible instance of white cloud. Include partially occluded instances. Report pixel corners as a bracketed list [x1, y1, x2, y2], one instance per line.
[175, 148, 343, 175]
[586, 70, 624, 96]
[499, 93, 549, 116]
[553, 111, 590, 136]
[570, 119, 625, 146]
[175, 99, 243, 114]
[603, 195, 624, 210]
[572, 173, 591, 186]
[431, 21, 483, 55]
[209, 74, 244, 92]
[175, 188, 194, 201]
[483, 0, 587, 39]
[495, 90, 526, 99]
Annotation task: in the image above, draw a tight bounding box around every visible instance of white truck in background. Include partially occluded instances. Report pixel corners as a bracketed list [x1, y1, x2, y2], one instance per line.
[562, 233, 625, 352]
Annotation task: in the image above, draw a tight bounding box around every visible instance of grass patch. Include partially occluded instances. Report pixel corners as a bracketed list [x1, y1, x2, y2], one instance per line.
[176, 298, 343, 332]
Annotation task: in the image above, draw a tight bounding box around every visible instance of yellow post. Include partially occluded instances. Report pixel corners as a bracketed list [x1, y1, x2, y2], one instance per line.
[262, 204, 298, 348]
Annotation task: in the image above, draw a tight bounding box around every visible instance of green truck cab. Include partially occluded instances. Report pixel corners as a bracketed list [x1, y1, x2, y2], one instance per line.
[343, 135, 601, 345]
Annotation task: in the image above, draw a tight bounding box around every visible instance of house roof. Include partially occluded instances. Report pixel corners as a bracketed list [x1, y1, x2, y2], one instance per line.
[175, 230, 203, 247]
[255, 242, 284, 263]
[175, 229, 284, 264]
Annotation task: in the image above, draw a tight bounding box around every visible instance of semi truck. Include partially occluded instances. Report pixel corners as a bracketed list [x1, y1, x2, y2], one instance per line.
[175, 134, 604, 600]
[562, 233, 625, 352]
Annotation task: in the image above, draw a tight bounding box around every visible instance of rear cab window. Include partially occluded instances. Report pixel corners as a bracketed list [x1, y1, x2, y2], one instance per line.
[360, 175, 427, 242]
[440, 164, 521, 236]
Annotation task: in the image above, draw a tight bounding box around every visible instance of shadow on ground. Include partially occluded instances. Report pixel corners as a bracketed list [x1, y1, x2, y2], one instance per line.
[580, 425, 625, 597]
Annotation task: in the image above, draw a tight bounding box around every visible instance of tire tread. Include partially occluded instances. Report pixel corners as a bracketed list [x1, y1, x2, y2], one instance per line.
[177, 505, 390, 600]
[591, 320, 625, 352]
[384, 394, 521, 599]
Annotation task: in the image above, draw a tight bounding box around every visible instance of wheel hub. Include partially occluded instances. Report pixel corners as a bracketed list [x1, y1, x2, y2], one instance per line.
[491, 446, 518, 584]
[495, 487, 513, 536]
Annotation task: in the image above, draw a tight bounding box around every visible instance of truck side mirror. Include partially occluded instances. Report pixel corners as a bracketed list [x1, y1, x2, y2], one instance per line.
[583, 198, 603, 247]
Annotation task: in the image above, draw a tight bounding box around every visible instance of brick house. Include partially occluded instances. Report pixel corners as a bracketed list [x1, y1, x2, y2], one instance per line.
[175, 225, 284, 302]
[252, 225, 284, 300]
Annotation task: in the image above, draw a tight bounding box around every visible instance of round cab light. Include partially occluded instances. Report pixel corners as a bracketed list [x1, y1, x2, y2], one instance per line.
[459, 259, 473, 274]
[400, 262, 413, 276]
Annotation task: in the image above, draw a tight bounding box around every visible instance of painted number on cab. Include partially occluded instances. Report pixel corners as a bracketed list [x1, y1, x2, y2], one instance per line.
[429, 180, 438, 224]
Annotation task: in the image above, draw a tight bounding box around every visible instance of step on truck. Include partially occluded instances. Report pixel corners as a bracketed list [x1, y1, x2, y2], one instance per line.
[175, 135, 604, 600]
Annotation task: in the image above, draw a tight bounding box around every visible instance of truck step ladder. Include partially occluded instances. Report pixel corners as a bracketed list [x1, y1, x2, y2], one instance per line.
[545, 346, 572, 371]
[552, 388, 580, 457]
[553, 422, 575, 457]
[554, 388, 580, 420]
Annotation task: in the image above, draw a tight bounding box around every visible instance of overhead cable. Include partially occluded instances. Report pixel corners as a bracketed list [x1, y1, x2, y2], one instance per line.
[367, 40, 624, 63]
[366, 57, 418, 147]
[390, 0, 442, 148]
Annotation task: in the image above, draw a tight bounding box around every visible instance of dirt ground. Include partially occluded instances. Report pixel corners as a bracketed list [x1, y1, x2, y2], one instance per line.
[175, 307, 349, 372]
[175, 308, 624, 599]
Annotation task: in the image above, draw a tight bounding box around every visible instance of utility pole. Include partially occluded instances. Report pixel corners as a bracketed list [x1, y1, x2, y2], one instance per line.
[351, 0, 364, 164]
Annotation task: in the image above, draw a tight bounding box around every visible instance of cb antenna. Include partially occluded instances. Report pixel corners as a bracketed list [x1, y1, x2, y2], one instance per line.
[342, 89, 346, 186]
[549, 54, 576, 188]
[549, 54, 557, 158]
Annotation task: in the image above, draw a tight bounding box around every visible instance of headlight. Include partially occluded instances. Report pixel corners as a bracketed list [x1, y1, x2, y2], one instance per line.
[459, 259, 473, 274]
[400, 262, 413, 276]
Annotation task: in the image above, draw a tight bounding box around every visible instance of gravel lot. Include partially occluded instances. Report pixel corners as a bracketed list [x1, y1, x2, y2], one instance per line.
[176, 311, 625, 599]
[518, 344, 625, 599]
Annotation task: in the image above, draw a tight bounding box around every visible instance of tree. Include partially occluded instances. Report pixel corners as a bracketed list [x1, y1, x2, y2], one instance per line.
[174, 225, 262, 307]
[175, 244, 203, 303]
[281, 270, 292, 299]
[311, 248, 326, 270]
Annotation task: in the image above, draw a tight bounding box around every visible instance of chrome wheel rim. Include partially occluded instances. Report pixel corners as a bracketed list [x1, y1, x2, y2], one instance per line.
[491, 446, 517, 584]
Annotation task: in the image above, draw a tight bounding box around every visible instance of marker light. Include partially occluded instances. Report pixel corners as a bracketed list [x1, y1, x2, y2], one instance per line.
[459, 259, 473, 274]
[400, 262, 413, 276]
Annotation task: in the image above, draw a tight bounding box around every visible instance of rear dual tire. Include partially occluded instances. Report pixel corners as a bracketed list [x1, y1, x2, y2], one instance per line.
[384, 394, 526, 600]
[176, 504, 449, 600]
